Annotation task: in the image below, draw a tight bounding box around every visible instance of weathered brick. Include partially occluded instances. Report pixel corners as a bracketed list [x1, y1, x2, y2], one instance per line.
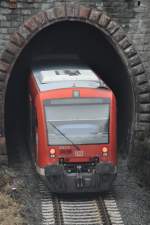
[139, 103, 150, 113]
[138, 114, 150, 122]
[134, 130, 144, 140]
[135, 122, 150, 131]
[132, 64, 145, 76]
[10, 32, 25, 47]
[119, 37, 131, 50]
[53, 2, 65, 8]
[34, 11, 48, 27]
[124, 46, 138, 58]
[0, 61, 9, 72]
[55, 6, 66, 18]
[113, 27, 126, 42]
[6, 42, 20, 55]
[18, 25, 31, 40]
[0, 81, 5, 90]
[26, 0, 34, 3]
[24, 17, 38, 32]
[129, 55, 141, 67]
[1, 21, 11, 27]
[46, 8, 56, 21]
[74, 6, 80, 17]
[137, 83, 150, 94]
[89, 8, 102, 22]
[66, 5, 75, 17]
[139, 93, 150, 103]
[1, 51, 14, 64]
[98, 13, 111, 28]
[134, 73, 147, 85]
[79, 6, 91, 18]
[22, 9, 32, 15]
[0, 72, 6, 81]
[107, 20, 119, 35]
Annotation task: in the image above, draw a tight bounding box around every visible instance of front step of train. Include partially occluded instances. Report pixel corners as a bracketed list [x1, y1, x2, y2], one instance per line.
[43, 161, 117, 193]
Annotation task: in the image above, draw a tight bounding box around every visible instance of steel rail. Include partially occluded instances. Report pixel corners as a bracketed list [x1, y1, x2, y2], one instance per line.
[40, 181, 124, 225]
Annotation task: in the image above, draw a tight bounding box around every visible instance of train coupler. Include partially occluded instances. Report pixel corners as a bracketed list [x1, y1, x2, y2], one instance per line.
[76, 175, 85, 188]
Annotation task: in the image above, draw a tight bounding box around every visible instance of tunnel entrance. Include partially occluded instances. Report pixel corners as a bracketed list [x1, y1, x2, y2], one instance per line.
[1, 5, 150, 164]
[5, 21, 134, 159]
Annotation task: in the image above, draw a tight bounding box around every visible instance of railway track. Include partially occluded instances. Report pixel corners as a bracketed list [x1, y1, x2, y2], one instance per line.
[39, 181, 124, 225]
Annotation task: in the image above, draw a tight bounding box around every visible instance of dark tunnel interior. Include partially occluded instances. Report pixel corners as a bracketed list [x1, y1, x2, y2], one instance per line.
[5, 21, 134, 161]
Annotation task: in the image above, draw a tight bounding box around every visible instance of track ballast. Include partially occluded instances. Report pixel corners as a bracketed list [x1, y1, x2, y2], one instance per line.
[39, 182, 124, 225]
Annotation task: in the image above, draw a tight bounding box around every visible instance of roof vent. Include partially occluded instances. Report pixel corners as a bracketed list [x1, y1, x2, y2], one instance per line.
[55, 70, 80, 76]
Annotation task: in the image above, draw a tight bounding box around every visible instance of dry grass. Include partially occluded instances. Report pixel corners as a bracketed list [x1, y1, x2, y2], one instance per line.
[0, 166, 26, 225]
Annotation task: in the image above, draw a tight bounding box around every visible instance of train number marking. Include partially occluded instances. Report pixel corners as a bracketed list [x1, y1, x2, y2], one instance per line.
[74, 151, 85, 157]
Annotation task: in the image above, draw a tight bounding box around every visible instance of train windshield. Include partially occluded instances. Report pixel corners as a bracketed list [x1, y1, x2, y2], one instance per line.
[44, 98, 110, 145]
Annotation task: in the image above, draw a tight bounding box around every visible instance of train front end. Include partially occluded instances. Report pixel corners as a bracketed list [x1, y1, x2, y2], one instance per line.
[30, 66, 117, 193]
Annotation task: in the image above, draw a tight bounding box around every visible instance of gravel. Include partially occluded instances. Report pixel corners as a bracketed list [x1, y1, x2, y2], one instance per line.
[5, 149, 42, 225]
[16, 161, 42, 225]
[113, 156, 150, 225]
[2, 150, 150, 225]
[18, 154, 150, 225]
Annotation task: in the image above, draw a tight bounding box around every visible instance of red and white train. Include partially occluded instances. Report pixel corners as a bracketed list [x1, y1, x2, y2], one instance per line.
[29, 65, 117, 193]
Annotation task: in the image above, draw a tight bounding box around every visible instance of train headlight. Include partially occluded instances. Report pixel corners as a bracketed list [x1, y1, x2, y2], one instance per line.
[102, 147, 109, 156]
[50, 148, 56, 154]
[49, 149, 56, 158]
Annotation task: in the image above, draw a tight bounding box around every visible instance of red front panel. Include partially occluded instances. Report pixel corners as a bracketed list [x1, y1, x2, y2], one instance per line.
[29, 75, 117, 168]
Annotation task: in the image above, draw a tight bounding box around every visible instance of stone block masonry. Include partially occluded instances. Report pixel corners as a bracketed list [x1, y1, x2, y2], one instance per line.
[0, 0, 150, 78]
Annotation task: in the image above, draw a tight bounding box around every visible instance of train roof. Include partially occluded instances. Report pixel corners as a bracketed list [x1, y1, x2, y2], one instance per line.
[32, 65, 108, 92]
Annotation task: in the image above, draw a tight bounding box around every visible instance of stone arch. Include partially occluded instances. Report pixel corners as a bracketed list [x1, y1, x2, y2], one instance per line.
[0, 4, 150, 163]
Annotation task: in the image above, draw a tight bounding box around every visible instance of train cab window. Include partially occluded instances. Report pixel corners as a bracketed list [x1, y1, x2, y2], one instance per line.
[44, 98, 110, 146]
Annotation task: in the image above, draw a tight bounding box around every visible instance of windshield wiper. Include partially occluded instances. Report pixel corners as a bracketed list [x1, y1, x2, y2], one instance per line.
[49, 122, 81, 151]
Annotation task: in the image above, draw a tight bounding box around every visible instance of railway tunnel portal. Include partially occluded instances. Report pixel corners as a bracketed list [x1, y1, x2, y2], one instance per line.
[0, 4, 150, 171]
